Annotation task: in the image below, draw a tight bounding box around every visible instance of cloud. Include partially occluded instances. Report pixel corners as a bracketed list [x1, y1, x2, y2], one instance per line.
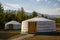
[36, 0, 40, 2]
[45, 0, 48, 2]
[3, 5, 9, 10]
[53, 3, 58, 7]
[57, 0, 60, 1]
[36, 0, 48, 2]
[4, 3, 20, 10]
[47, 1, 51, 4]
[6, 3, 20, 8]
[35, 8, 60, 15]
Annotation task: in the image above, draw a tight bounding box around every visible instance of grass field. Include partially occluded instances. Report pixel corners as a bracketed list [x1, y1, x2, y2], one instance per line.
[22, 35, 60, 40]
[22, 23, 60, 40]
[0, 30, 25, 40]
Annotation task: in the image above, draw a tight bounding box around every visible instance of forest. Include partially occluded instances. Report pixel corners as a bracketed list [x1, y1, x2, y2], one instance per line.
[0, 3, 39, 29]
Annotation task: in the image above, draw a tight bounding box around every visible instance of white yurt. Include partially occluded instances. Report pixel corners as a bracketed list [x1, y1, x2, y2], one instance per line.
[21, 17, 56, 34]
[5, 20, 21, 30]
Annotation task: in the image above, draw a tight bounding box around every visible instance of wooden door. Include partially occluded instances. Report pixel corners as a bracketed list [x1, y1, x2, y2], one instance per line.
[9, 24, 13, 30]
[28, 22, 36, 34]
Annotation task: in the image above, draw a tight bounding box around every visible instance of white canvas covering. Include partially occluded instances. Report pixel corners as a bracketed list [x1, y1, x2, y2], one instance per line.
[5, 21, 21, 30]
[21, 17, 56, 34]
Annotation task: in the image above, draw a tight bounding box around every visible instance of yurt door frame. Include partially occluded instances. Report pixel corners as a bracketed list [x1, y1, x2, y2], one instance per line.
[28, 22, 36, 34]
[9, 24, 13, 30]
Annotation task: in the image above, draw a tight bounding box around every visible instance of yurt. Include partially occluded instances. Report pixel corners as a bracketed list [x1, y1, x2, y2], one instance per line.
[21, 17, 56, 34]
[5, 21, 21, 30]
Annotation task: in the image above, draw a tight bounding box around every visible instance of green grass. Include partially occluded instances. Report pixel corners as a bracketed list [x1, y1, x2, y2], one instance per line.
[8, 34, 26, 40]
[0, 30, 26, 40]
[22, 35, 60, 40]
[0, 33, 18, 40]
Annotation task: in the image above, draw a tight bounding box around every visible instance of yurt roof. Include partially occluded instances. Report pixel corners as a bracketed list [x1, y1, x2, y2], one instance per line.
[23, 17, 55, 22]
[5, 20, 21, 25]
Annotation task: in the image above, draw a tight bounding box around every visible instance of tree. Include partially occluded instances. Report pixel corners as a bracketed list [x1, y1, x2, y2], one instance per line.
[0, 3, 4, 14]
[5, 10, 16, 22]
[20, 8, 26, 21]
[0, 3, 5, 29]
[32, 11, 37, 17]
[16, 8, 26, 22]
[44, 16, 48, 18]
[41, 14, 48, 18]
[41, 14, 45, 17]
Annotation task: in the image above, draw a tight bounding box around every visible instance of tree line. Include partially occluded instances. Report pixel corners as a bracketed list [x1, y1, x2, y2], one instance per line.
[0, 3, 38, 29]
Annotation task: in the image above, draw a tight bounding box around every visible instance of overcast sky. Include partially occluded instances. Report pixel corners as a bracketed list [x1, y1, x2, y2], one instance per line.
[0, 0, 60, 15]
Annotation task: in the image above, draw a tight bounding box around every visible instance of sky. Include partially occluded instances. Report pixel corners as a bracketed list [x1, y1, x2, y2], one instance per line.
[0, 0, 60, 15]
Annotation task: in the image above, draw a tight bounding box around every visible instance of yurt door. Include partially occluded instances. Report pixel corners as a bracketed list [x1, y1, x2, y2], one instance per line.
[9, 24, 13, 30]
[28, 22, 36, 34]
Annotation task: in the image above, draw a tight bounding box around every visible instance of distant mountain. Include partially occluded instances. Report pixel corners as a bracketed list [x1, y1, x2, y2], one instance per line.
[25, 12, 60, 18]
[44, 14, 60, 18]
[25, 13, 60, 18]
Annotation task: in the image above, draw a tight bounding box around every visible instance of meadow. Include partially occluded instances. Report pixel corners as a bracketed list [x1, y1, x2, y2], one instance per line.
[0, 30, 26, 40]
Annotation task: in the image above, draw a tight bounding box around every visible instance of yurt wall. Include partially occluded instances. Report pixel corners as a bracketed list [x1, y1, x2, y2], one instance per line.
[37, 21, 56, 32]
[21, 21, 28, 34]
[5, 25, 9, 29]
[13, 24, 21, 29]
